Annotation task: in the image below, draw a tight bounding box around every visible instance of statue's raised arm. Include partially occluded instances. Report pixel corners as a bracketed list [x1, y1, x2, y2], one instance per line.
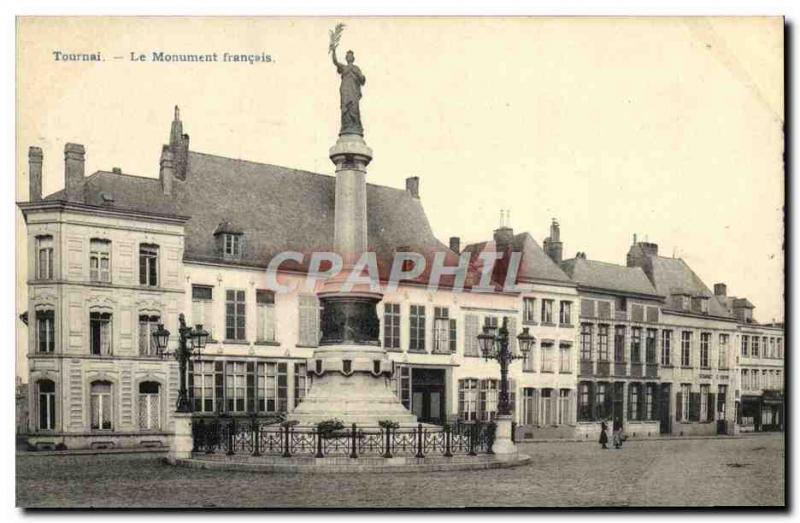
[328, 24, 365, 136]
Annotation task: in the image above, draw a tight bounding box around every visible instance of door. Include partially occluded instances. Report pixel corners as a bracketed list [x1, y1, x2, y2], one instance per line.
[411, 368, 446, 424]
[613, 382, 625, 430]
[659, 383, 671, 434]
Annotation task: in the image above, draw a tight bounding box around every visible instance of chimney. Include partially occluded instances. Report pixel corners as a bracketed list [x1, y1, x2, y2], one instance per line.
[543, 218, 563, 263]
[28, 146, 43, 202]
[169, 105, 190, 181]
[714, 283, 727, 297]
[449, 236, 460, 254]
[160, 145, 174, 196]
[112, 167, 122, 174]
[493, 226, 514, 253]
[405, 176, 419, 198]
[64, 143, 85, 203]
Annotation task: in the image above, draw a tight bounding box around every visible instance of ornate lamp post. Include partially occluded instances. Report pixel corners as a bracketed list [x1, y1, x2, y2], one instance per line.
[477, 317, 535, 454]
[151, 313, 209, 413]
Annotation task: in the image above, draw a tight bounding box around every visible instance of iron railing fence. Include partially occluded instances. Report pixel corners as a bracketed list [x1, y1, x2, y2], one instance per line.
[191, 418, 496, 459]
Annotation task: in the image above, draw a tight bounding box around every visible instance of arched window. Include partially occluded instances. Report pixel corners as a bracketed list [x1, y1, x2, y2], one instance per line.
[90, 381, 113, 430]
[37, 380, 56, 431]
[138, 381, 161, 430]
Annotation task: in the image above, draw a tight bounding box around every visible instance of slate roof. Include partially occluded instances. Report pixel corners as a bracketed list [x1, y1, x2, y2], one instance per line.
[44, 150, 474, 285]
[463, 232, 573, 285]
[644, 256, 731, 317]
[559, 257, 660, 297]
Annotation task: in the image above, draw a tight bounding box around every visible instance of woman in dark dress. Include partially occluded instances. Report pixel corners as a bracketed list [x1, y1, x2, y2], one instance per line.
[599, 420, 609, 449]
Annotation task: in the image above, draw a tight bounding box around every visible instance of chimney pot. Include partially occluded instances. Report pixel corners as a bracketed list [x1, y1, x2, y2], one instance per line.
[112, 167, 122, 174]
[405, 176, 419, 198]
[449, 236, 461, 254]
[64, 143, 85, 203]
[28, 146, 43, 202]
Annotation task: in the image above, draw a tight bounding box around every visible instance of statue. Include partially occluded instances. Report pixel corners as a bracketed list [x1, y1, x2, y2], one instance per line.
[329, 24, 366, 136]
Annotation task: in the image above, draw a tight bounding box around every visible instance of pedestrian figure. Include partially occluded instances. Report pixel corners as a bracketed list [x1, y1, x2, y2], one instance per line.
[612, 417, 623, 449]
[599, 420, 609, 449]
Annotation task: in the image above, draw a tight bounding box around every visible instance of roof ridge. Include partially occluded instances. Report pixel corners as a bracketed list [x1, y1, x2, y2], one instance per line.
[91, 170, 159, 181]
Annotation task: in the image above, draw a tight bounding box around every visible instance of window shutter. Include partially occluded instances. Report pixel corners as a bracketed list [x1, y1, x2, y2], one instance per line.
[299, 295, 319, 347]
[509, 379, 517, 418]
[449, 318, 457, 353]
[507, 316, 517, 355]
[689, 392, 700, 422]
[707, 393, 715, 422]
[246, 362, 256, 413]
[676, 392, 683, 422]
[637, 386, 645, 421]
[604, 387, 613, 420]
[478, 379, 487, 421]
[589, 382, 596, 421]
[464, 314, 479, 356]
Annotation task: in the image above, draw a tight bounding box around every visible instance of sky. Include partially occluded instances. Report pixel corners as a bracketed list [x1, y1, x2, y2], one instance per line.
[15, 17, 784, 377]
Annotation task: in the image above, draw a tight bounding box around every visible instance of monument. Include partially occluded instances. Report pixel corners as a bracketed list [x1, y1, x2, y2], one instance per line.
[288, 25, 417, 426]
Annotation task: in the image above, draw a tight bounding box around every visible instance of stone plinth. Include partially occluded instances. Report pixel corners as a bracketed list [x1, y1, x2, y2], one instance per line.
[491, 414, 518, 456]
[167, 412, 194, 463]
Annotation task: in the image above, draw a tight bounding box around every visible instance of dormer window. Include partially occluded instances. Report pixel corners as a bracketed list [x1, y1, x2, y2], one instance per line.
[213, 221, 244, 261]
[224, 234, 241, 257]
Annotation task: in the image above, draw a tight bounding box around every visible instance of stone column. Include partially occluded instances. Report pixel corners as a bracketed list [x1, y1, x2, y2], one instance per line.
[168, 411, 193, 463]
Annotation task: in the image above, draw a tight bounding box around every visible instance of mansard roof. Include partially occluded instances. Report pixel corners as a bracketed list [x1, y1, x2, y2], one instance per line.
[559, 257, 660, 297]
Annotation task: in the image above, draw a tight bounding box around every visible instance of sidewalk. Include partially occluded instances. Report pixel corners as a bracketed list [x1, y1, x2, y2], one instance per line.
[516, 431, 783, 445]
[16, 446, 168, 457]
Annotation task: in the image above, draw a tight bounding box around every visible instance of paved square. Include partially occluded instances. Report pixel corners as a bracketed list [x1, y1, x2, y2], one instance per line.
[16, 434, 784, 508]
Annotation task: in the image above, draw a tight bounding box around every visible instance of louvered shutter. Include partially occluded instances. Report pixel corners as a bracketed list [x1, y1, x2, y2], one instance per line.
[507, 317, 517, 356]
[299, 295, 319, 347]
[676, 392, 683, 422]
[464, 314, 479, 356]
[246, 362, 256, 413]
[509, 378, 517, 418]
[532, 388, 540, 425]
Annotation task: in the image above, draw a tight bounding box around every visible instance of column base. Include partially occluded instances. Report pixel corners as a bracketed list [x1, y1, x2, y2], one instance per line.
[491, 414, 518, 456]
[168, 411, 194, 462]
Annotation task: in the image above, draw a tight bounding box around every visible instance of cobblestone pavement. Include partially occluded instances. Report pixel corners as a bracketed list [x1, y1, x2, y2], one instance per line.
[16, 434, 784, 508]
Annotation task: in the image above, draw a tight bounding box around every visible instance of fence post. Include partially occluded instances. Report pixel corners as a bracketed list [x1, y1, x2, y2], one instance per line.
[251, 416, 261, 457]
[315, 429, 324, 458]
[193, 419, 203, 453]
[281, 424, 291, 458]
[350, 423, 358, 459]
[415, 423, 425, 458]
[444, 424, 453, 457]
[227, 417, 236, 456]
[206, 418, 216, 454]
[383, 426, 393, 459]
[468, 423, 477, 456]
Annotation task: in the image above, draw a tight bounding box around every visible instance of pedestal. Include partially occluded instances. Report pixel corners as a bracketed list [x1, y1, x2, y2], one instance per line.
[168, 411, 194, 462]
[491, 414, 518, 457]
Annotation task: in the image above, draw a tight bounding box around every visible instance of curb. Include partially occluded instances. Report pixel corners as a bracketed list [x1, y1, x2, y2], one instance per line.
[516, 432, 783, 444]
[17, 447, 168, 457]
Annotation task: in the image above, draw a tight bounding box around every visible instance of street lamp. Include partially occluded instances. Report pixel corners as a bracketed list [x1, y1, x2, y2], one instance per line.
[151, 313, 209, 413]
[477, 317, 534, 416]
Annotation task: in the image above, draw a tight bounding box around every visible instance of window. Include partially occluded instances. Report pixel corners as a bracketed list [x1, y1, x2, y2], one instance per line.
[392, 365, 411, 409]
[36, 310, 55, 353]
[139, 244, 159, 287]
[523, 342, 535, 372]
[479, 379, 499, 421]
[256, 290, 276, 342]
[559, 301, 572, 325]
[661, 330, 672, 365]
[681, 331, 692, 367]
[578, 382, 592, 421]
[596, 382, 609, 420]
[717, 385, 727, 419]
[89, 239, 111, 282]
[718, 334, 729, 369]
[581, 299, 596, 318]
[700, 384, 710, 422]
[90, 381, 113, 430]
[559, 343, 571, 373]
[540, 342, 555, 372]
[409, 305, 426, 351]
[558, 389, 571, 425]
[580, 324, 592, 361]
[630, 328, 642, 363]
[614, 326, 625, 362]
[616, 296, 628, 312]
[191, 285, 214, 339]
[90, 312, 112, 355]
[225, 361, 248, 412]
[138, 382, 161, 430]
[225, 290, 246, 341]
[36, 236, 54, 280]
[433, 307, 456, 354]
[678, 384, 690, 422]
[769, 338, 776, 358]
[700, 333, 710, 368]
[189, 360, 223, 413]
[628, 384, 640, 421]
[224, 234, 242, 257]
[523, 297, 537, 324]
[383, 303, 400, 350]
[645, 384, 655, 420]
[741, 335, 749, 357]
[458, 378, 479, 421]
[598, 325, 609, 361]
[294, 363, 308, 408]
[741, 369, 748, 391]
[777, 338, 783, 359]
[522, 388, 538, 425]
[257, 361, 288, 413]
[138, 314, 160, 356]
[298, 295, 320, 347]
[541, 388, 554, 425]
[484, 316, 498, 332]
[37, 380, 56, 431]
[541, 300, 554, 324]
[645, 329, 657, 363]
[752, 336, 760, 358]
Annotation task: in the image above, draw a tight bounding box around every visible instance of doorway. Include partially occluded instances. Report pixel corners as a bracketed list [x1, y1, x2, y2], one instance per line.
[612, 382, 624, 430]
[411, 368, 446, 425]
[659, 383, 671, 434]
